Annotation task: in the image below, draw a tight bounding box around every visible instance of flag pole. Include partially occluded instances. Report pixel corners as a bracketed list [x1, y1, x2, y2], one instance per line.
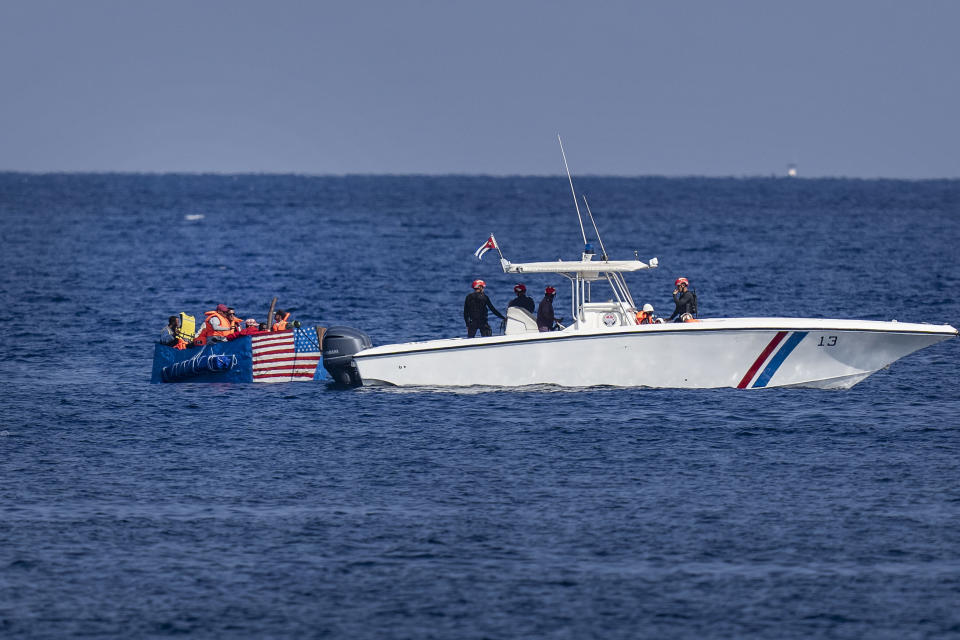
[491, 234, 505, 260]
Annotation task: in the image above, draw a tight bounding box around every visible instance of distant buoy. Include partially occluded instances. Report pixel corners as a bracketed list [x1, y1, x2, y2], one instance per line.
[787, 164, 798, 178]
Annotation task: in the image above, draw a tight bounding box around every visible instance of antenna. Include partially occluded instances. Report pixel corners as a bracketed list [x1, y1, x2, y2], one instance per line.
[581, 195, 608, 260]
[558, 134, 588, 246]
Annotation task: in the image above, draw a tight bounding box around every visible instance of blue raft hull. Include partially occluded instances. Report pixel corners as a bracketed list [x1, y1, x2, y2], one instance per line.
[151, 334, 327, 383]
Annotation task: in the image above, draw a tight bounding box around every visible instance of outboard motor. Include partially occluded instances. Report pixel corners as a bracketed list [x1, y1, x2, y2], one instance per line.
[322, 326, 372, 387]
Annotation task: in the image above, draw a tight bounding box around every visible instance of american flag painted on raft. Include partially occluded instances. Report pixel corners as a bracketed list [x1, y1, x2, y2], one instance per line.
[251, 329, 322, 382]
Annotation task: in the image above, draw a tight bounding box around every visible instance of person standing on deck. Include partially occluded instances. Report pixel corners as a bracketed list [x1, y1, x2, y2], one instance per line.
[464, 280, 505, 337]
[507, 283, 536, 314]
[668, 277, 697, 322]
[537, 286, 560, 332]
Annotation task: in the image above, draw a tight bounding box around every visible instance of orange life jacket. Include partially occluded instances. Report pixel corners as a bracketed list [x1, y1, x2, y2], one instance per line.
[636, 311, 654, 325]
[195, 311, 234, 344]
[272, 312, 290, 332]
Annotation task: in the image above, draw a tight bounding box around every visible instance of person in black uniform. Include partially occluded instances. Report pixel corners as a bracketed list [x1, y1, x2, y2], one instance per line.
[464, 279, 505, 337]
[668, 277, 697, 322]
[507, 283, 536, 314]
[537, 286, 560, 332]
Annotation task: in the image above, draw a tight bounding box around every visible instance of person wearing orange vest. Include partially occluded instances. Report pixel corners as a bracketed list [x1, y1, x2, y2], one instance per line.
[226, 307, 242, 331]
[194, 303, 235, 345]
[271, 309, 290, 332]
[159, 315, 190, 349]
[635, 303, 659, 324]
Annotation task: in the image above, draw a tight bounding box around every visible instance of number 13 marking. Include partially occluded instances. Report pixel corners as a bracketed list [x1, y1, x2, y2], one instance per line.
[818, 335, 838, 347]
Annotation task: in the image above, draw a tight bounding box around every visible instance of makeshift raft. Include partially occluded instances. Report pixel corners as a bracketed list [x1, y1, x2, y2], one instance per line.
[151, 327, 327, 383]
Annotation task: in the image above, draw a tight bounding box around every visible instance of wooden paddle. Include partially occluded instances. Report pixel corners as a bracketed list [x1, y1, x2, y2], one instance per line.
[266, 297, 277, 332]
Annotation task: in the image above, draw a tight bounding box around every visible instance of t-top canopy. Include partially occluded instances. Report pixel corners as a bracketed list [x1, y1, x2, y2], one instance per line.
[500, 258, 655, 275]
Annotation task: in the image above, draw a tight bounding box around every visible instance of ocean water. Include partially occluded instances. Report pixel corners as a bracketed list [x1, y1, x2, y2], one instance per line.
[0, 173, 958, 639]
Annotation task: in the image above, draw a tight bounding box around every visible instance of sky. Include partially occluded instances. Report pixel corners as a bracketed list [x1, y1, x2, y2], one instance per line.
[1, 0, 958, 178]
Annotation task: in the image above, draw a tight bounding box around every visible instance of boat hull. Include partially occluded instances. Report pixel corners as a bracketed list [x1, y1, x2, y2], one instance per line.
[151, 329, 327, 383]
[352, 319, 956, 389]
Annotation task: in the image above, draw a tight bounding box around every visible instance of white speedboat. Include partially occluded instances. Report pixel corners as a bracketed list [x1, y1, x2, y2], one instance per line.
[322, 249, 956, 389]
[320, 140, 956, 389]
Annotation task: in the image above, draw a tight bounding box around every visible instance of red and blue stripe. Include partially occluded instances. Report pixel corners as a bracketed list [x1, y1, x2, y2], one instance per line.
[737, 331, 808, 389]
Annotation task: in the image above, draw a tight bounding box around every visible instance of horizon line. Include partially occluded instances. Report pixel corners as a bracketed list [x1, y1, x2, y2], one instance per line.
[1, 170, 957, 182]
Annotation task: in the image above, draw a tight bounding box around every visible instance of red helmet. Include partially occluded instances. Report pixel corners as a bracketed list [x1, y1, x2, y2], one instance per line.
[471, 279, 486, 289]
[675, 277, 689, 287]
[514, 283, 526, 293]
[545, 286, 556, 295]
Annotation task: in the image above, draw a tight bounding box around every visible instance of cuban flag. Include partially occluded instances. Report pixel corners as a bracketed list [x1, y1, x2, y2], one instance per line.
[474, 235, 497, 260]
[251, 328, 323, 382]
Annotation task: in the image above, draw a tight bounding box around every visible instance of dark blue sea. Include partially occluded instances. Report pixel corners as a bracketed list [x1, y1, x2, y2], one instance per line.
[1, 174, 958, 639]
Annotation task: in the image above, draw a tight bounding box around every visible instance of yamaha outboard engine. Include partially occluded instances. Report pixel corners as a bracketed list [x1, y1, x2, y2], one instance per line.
[322, 326, 372, 387]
